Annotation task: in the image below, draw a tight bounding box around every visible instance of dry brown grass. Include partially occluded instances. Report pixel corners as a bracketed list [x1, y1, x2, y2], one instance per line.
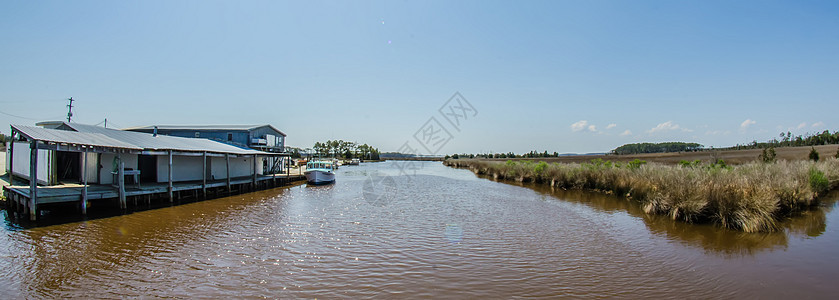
[445, 158, 839, 232]
[488, 144, 839, 165]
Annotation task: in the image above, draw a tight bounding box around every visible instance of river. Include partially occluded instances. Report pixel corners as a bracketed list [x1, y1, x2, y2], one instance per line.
[1, 161, 837, 298]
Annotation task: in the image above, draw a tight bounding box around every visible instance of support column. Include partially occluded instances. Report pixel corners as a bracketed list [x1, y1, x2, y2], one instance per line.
[202, 151, 207, 198]
[168, 150, 173, 203]
[82, 147, 88, 215]
[225, 153, 231, 193]
[118, 153, 126, 210]
[252, 154, 258, 189]
[8, 131, 14, 188]
[29, 140, 38, 221]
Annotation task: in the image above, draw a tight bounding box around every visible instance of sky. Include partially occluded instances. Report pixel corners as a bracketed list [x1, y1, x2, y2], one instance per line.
[1, 0, 837, 154]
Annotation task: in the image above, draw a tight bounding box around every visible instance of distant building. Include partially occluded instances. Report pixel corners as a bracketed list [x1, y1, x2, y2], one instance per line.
[123, 125, 286, 153]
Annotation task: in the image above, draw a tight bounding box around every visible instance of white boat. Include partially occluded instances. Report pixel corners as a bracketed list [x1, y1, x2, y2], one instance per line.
[305, 161, 335, 184]
[348, 158, 360, 165]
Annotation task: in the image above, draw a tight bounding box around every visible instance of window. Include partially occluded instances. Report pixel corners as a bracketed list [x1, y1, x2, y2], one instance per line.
[227, 133, 233, 141]
[195, 132, 200, 138]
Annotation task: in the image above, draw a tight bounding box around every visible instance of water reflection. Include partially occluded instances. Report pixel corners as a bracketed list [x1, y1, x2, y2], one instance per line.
[1, 162, 837, 298]
[492, 175, 834, 257]
[3, 186, 299, 298]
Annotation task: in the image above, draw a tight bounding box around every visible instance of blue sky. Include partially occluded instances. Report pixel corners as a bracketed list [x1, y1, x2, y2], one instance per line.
[1, 0, 837, 154]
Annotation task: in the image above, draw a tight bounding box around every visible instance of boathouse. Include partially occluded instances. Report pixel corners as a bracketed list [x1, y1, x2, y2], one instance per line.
[4, 122, 297, 221]
[123, 124, 288, 179]
[123, 124, 286, 153]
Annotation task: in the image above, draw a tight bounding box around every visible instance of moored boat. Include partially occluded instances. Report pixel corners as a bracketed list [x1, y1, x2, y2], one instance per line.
[305, 160, 336, 184]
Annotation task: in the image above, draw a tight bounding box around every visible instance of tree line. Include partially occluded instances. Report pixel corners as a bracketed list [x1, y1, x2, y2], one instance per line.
[611, 142, 703, 155]
[289, 140, 380, 160]
[725, 130, 839, 150]
[443, 130, 839, 159]
[446, 150, 562, 160]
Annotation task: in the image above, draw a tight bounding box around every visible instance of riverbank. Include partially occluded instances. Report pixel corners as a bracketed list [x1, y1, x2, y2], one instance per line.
[444, 158, 839, 232]
[476, 144, 839, 165]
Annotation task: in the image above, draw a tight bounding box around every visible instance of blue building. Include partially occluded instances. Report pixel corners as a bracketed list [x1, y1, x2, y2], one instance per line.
[124, 124, 286, 153]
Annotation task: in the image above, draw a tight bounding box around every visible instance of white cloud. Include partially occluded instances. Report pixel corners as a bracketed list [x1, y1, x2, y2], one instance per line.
[606, 123, 617, 129]
[571, 120, 588, 132]
[740, 119, 756, 130]
[797, 122, 807, 129]
[620, 130, 632, 136]
[571, 120, 597, 132]
[812, 121, 825, 128]
[648, 121, 682, 133]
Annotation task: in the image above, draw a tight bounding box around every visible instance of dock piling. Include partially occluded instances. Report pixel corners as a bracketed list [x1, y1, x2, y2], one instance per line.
[29, 140, 38, 221]
[118, 156, 126, 210]
[168, 150, 174, 203]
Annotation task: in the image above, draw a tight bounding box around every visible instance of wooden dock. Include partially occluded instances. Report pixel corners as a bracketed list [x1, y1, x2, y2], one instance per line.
[3, 172, 306, 222]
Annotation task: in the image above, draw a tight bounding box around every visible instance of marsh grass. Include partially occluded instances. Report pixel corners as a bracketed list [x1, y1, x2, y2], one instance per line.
[445, 158, 839, 232]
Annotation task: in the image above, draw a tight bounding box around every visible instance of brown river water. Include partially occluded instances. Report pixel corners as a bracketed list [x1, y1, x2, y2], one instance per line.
[1, 161, 837, 298]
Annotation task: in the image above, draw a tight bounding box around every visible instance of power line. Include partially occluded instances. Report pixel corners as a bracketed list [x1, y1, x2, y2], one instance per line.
[0, 109, 46, 121]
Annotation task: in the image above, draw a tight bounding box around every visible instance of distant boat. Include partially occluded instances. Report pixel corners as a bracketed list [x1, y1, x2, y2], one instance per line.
[305, 160, 335, 184]
[348, 158, 360, 165]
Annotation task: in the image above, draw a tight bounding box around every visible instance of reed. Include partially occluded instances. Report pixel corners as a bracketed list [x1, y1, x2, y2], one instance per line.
[444, 158, 839, 232]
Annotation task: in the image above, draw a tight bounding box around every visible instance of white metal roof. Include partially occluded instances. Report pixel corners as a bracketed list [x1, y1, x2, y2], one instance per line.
[13, 123, 279, 155]
[12, 125, 142, 150]
[123, 124, 287, 136]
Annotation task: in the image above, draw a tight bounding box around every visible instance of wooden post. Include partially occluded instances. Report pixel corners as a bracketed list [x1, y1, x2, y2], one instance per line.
[202, 151, 207, 198]
[168, 150, 173, 203]
[225, 153, 231, 193]
[8, 131, 13, 188]
[29, 140, 38, 221]
[81, 147, 88, 215]
[118, 153, 126, 210]
[252, 154, 257, 189]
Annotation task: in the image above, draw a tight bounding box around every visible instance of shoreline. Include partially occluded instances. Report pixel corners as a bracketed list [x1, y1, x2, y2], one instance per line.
[444, 157, 839, 232]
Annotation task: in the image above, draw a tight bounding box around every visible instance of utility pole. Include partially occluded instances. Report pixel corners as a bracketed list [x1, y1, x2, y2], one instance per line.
[66, 97, 74, 123]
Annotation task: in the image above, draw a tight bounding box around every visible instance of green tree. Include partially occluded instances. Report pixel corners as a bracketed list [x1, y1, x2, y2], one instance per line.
[809, 147, 820, 162]
[759, 146, 776, 163]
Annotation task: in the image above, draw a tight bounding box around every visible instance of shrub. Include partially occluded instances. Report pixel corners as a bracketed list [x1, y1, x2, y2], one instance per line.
[809, 147, 820, 162]
[627, 159, 646, 170]
[835, 147, 839, 159]
[679, 160, 702, 168]
[759, 146, 776, 163]
[533, 161, 548, 174]
[809, 168, 829, 196]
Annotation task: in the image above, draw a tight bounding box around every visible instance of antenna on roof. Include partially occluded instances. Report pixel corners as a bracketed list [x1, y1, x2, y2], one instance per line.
[66, 97, 74, 123]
